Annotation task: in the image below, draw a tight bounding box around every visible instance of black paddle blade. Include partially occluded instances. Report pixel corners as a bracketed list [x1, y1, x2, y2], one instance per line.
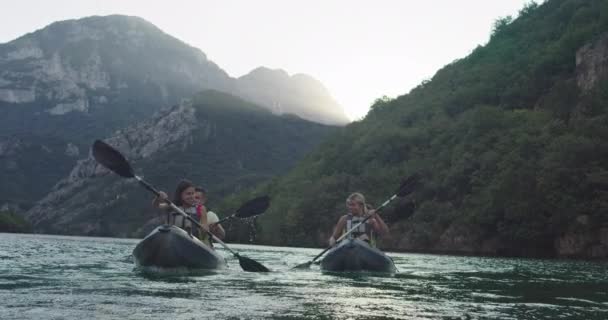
[92, 140, 135, 178]
[396, 173, 420, 197]
[237, 254, 270, 272]
[235, 196, 270, 219]
[385, 200, 417, 223]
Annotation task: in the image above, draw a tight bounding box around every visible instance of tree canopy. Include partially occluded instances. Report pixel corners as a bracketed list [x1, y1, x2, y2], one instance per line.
[219, 0, 608, 259]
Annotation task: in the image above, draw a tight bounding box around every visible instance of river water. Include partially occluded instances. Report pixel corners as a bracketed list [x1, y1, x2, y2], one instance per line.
[0, 233, 606, 319]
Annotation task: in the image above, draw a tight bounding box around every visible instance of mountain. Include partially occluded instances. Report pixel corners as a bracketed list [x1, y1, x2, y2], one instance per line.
[0, 15, 347, 210]
[220, 0, 608, 259]
[235, 67, 349, 125]
[0, 15, 232, 136]
[0, 15, 231, 209]
[25, 90, 337, 237]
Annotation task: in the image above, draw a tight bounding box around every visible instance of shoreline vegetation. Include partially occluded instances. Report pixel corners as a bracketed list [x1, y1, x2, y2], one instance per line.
[0, 211, 32, 233]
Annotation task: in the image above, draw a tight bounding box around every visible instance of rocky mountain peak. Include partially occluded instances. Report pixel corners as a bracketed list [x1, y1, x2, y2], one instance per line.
[236, 67, 349, 125]
[0, 14, 231, 115]
[239, 67, 290, 82]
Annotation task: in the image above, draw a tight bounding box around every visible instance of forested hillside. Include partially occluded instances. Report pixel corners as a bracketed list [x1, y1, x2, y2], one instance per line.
[221, 0, 608, 259]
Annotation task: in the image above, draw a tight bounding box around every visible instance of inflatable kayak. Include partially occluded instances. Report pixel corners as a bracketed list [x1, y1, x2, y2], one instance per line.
[320, 238, 396, 273]
[133, 224, 226, 270]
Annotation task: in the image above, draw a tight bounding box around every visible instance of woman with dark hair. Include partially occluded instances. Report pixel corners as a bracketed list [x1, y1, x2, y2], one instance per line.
[153, 179, 205, 239]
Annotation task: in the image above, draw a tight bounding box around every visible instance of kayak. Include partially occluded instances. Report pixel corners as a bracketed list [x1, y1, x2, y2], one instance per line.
[320, 238, 396, 273]
[133, 224, 226, 270]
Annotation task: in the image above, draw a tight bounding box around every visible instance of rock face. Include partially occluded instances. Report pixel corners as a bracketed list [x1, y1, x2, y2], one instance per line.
[24, 91, 337, 237]
[24, 102, 198, 231]
[552, 32, 608, 258]
[0, 15, 232, 122]
[576, 33, 608, 92]
[555, 216, 608, 259]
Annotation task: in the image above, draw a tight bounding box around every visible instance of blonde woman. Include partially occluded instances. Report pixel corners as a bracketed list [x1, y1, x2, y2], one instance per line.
[328, 192, 389, 247]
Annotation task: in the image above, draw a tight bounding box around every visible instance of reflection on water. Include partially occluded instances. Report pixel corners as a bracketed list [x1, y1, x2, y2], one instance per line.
[0, 233, 606, 319]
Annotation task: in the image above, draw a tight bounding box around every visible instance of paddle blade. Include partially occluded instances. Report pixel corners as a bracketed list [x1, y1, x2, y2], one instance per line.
[396, 173, 420, 197]
[235, 196, 270, 219]
[385, 200, 417, 223]
[92, 140, 135, 178]
[237, 254, 270, 272]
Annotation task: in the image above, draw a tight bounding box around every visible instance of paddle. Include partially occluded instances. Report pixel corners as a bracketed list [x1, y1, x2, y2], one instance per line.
[292, 174, 420, 270]
[212, 196, 270, 225]
[92, 139, 271, 272]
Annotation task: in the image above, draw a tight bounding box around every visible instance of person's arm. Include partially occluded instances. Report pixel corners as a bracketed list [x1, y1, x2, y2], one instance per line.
[368, 210, 389, 236]
[210, 223, 225, 240]
[329, 216, 346, 245]
[207, 211, 225, 239]
[152, 191, 170, 211]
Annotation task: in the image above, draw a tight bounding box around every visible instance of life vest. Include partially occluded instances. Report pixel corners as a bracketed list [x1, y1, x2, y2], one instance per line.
[169, 205, 214, 247]
[170, 206, 196, 228]
[343, 214, 376, 246]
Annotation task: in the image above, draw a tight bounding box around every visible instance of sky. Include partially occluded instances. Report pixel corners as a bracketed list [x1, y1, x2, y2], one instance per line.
[1, 0, 534, 121]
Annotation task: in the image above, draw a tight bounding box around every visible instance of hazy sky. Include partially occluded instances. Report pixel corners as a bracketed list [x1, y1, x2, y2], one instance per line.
[2, 1, 533, 120]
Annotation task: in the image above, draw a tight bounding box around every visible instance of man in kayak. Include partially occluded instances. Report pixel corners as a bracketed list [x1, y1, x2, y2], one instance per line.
[152, 180, 224, 246]
[328, 192, 389, 247]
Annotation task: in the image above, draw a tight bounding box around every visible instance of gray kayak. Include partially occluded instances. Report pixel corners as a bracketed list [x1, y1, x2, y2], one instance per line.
[320, 238, 396, 273]
[133, 224, 226, 270]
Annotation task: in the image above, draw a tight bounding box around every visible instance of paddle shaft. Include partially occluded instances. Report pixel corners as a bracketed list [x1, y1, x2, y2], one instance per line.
[309, 193, 398, 263]
[134, 175, 239, 256]
[214, 214, 236, 225]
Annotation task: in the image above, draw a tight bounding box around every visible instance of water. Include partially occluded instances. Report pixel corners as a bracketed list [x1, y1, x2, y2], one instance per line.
[0, 233, 606, 320]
